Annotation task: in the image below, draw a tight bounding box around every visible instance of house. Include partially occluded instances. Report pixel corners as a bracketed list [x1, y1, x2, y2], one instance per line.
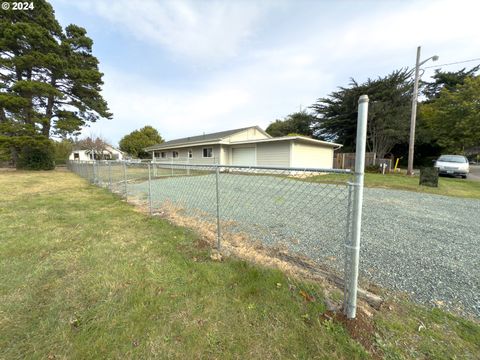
[69, 145, 125, 161]
[145, 126, 342, 169]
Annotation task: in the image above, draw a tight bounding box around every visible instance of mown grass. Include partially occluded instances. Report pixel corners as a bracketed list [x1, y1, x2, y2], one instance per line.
[0, 170, 478, 359]
[375, 300, 480, 359]
[308, 172, 480, 199]
[0, 170, 365, 359]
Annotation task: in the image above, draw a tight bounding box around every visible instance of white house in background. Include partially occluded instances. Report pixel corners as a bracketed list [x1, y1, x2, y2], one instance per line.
[69, 145, 125, 161]
[145, 126, 342, 168]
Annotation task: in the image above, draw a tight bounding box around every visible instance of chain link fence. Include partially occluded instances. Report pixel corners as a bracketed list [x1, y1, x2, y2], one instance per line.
[68, 160, 367, 315]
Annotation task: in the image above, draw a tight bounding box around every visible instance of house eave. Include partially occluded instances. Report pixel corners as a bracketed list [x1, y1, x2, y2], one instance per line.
[145, 136, 343, 152]
[146, 140, 223, 152]
[226, 136, 343, 148]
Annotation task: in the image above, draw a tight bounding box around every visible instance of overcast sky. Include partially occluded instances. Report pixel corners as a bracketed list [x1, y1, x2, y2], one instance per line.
[50, 0, 480, 146]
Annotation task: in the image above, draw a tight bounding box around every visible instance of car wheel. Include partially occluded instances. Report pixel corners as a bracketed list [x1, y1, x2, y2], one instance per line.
[462, 175, 467, 179]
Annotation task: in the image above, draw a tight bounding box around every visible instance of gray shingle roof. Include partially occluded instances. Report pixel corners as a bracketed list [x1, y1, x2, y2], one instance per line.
[145, 126, 267, 151]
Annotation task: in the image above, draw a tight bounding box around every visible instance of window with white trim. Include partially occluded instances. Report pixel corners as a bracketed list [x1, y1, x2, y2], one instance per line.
[203, 147, 213, 158]
[160, 151, 166, 158]
[188, 149, 193, 158]
[172, 151, 179, 158]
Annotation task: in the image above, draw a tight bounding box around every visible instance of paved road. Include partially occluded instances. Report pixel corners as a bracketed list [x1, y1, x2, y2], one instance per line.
[468, 165, 480, 181]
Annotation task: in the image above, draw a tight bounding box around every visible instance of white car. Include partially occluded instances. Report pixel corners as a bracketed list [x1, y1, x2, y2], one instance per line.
[434, 155, 469, 179]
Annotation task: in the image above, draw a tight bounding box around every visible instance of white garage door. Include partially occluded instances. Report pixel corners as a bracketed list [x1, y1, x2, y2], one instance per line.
[232, 147, 256, 166]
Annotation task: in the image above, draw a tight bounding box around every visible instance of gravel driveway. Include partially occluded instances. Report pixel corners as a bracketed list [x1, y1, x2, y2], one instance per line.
[129, 174, 480, 317]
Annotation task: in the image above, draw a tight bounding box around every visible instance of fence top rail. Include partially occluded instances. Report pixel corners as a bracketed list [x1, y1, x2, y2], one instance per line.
[155, 163, 351, 174]
[69, 160, 351, 174]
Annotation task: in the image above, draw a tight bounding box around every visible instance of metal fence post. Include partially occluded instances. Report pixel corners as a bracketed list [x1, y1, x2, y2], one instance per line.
[93, 161, 97, 185]
[345, 94, 369, 319]
[343, 181, 354, 309]
[215, 165, 221, 250]
[108, 161, 112, 191]
[148, 164, 153, 215]
[123, 162, 128, 200]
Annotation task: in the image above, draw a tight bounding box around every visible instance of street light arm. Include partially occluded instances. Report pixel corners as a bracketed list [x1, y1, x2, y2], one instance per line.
[419, 55, 439, 67]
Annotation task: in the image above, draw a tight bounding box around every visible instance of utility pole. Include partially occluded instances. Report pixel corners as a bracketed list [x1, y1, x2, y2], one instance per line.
[407, 46, 439, 176]
[407, 47, 422, 176]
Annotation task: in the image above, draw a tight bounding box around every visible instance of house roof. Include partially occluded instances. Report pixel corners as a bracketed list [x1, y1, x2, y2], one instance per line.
[145, 126, 271, 151]
[72, 144, 124, 154]
[228, 136, 342, 148]
[145, 126, 342, 152]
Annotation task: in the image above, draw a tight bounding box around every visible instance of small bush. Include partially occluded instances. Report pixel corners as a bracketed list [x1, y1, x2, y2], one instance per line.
[16, 139, 55, 170]
[53, 140, 73, 165]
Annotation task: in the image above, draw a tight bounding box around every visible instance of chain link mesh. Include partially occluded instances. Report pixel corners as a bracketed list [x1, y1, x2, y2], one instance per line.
[68, 160, 354, 311]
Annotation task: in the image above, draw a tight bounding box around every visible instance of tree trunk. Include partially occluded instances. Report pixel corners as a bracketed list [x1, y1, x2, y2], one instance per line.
[25, 69, 33, 125]
[0, 108, 6, 123]
[43, 78, 56, 138]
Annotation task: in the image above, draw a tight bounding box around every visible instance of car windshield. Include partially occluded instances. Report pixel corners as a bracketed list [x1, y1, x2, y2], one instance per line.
[438, 155, 466, 163]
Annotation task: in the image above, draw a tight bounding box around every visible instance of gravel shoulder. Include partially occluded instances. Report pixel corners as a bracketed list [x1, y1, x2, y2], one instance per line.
[361, 187, 479, 318]
[468, 165, 480, 181]
[130, 174, 480, 318]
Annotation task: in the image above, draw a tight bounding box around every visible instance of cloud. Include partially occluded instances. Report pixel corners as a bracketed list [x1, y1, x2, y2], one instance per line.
[78, 0, 480, 145]
[84, 51, 334, 145]
[318, 0, 480, 64]
[74, 0, 272, 62]
[84, 68, 253, 144]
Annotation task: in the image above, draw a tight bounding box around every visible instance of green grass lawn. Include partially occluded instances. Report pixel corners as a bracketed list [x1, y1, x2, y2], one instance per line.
[0, 170, 478, 359]
[308, 172, 480, 199]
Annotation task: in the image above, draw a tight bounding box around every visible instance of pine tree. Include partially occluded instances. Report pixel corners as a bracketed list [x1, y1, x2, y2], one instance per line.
[0, 0, 112, 167]
[311, 69, 413, 158]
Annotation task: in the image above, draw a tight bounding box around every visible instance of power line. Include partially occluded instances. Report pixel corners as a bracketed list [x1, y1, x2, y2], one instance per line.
[424, 58, 480, 69]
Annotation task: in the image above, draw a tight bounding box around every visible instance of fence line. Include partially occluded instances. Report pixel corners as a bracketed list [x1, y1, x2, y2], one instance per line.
[335, 152, 393, 171]
[68, 158, 366, 316]
[67, 102, 368, 320]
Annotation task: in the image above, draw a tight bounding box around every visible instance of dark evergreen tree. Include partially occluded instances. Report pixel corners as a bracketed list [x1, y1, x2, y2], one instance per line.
[0, 0, 111, 168]
[311, 69, 412, 158]
[421, 65, 480, 100]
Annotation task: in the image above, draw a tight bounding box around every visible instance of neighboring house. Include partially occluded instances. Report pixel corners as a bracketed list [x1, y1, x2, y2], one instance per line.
[69, 145, 125, 161]
[145, 126, 342, 169]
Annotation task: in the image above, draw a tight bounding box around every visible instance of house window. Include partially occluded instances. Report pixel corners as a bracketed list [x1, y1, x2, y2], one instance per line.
[203, 147, 213, 158]
[188, 149, 193, 158]
[74, 153, 79, 160]
[160, 151, 166, 158]
[172, 151, 179, 158]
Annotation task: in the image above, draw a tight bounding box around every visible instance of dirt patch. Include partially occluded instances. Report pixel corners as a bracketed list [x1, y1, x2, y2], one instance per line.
[322, 310, 382, 359]
[195, 237, 211, 250]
